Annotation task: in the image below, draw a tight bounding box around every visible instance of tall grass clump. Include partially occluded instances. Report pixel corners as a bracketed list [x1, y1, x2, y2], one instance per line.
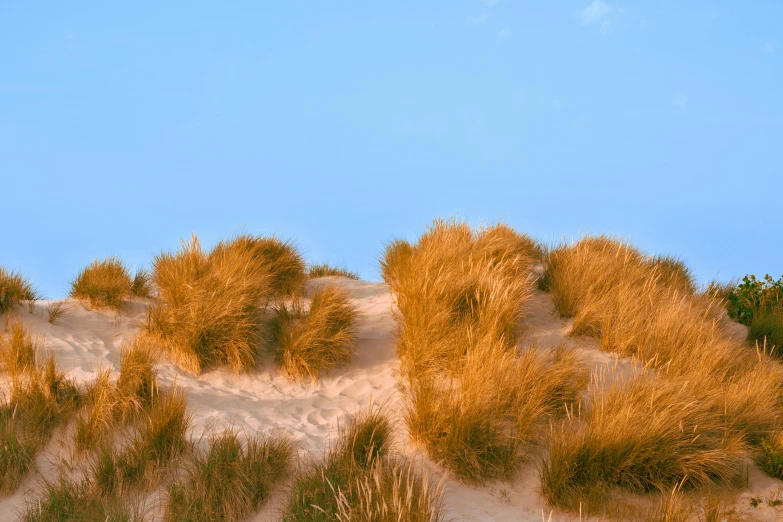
[309, 264, 360, 280]
[210, 233, 306, 296]
[75, 339, 160, 451]
[1, 323, 81, 495]
[69, 257, 133, 310]
[0, 267, 37, 314]
[145, 234, 273, 374]
[382, 219, 586, 483]
[130, 268, 153, 298]
[539, 371, 747, 512]
[93, 390, 190, 496]
[268, 284, 358, 381]
[283, 408, 445, 521]
[539, 235, 783, 508]
[165, 428, 295, 522]
[20, 476, 139, 522]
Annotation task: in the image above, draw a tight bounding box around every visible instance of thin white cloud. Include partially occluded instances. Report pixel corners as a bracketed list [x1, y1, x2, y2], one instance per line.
[577, 0, 614, 26]
[497, 28, 512, 41]
[763, 40, 775, 53]
[600, 20, 614, 36]
[672, 94, 688, 108]
[467, 12, 492, 25]
[482, 0, 505, 6]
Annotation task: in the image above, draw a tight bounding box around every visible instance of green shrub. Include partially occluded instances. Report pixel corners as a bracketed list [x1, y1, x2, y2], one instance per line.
[70, 257, 133, 310]
[726, 274, 783, 326]
[308, 264, 359, 280]
[268, 284, 358, 381]
[0, 267, 37, 314]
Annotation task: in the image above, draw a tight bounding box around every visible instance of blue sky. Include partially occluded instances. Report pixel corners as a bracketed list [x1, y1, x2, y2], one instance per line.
[1, 1, 781, 298]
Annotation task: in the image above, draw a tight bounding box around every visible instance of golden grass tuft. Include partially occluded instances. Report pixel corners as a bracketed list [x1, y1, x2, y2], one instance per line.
[0, 267, 38, 314]
[46, 301, 68, 325]
[540, 371, 747, 512]
[0, 336, 81, 496]
[211, 233, 307, 296]
[130, 268, 153, 298]
[308, 263, 360, 280]
[69, 257, 133, 310]
[283, 407, 445, 521]
[268, 284, 359, 381]
[165, 428, 295, 522]
[145, 234, 272, 374]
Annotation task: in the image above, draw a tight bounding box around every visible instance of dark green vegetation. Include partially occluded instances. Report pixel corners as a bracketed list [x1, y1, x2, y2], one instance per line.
[725, 274, 783, 355]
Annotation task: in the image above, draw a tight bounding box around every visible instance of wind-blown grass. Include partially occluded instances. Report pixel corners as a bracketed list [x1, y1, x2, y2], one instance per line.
[0, 267, 37, 314]
[70, 257, 133, 310]
[165, 428, 295, 522]
[540, 372, 747, 512]
[538, 235, 783, 510]
[381, 219, 584, 483]
[268, 284, 358, 381]
[283, 408, 444, 521]
[0, 323, 81, 495]
[145, 234, 271, 374]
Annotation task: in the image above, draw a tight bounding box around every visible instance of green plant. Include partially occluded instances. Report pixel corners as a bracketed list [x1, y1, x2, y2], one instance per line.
[19, 476, 138, 522]
[756, 434, 783, 480]
[0, 267, 37, 314]
[748, 310, 783, 355]
[308, 263, 360, 280]
[165, 429, 295, 522]
[268, 284, 358, 381]
[726, 274, 783, 326]
[69, 257, 133, 310]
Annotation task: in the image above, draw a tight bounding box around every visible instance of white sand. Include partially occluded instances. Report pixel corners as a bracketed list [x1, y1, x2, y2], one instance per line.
[2, 277, 782, 521]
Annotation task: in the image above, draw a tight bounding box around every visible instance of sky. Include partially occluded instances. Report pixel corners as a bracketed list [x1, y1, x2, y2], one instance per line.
[1, 1, 781, 299]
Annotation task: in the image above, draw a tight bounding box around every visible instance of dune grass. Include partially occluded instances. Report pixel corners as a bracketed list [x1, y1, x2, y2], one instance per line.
[75, 339, 160, 451]
[381, 219, 586, 483]
[20, 476, 140, 522]
[538, 235, 783, 510]
[283, 408, 444, 521]
[165, 428, 295, 522]
[144, 234, 272, 374]
[46, 301, 68, 325]
[0, 322, 81, 495]
[308, 264, 360, 280]
[540, 372, 747, 512]
[130, 268, 153, 298]
[69, 257, 133, 310]
[268, 284, 358, 381]
[0, 267, 38, 314]
[210, 233, 307, 296]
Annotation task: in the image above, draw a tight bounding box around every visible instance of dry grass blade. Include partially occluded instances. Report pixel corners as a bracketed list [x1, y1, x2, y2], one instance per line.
[0, 267, 38, 314]
[309, 264, 360, 280]
[46, 301, 68, 324]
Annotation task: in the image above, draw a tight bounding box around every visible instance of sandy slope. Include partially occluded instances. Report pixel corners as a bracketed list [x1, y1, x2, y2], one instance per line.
[2, 277, 782, 521]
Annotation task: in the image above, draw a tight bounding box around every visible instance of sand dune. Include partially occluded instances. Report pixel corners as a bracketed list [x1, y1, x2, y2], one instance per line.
[1, 276, 781, 521]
